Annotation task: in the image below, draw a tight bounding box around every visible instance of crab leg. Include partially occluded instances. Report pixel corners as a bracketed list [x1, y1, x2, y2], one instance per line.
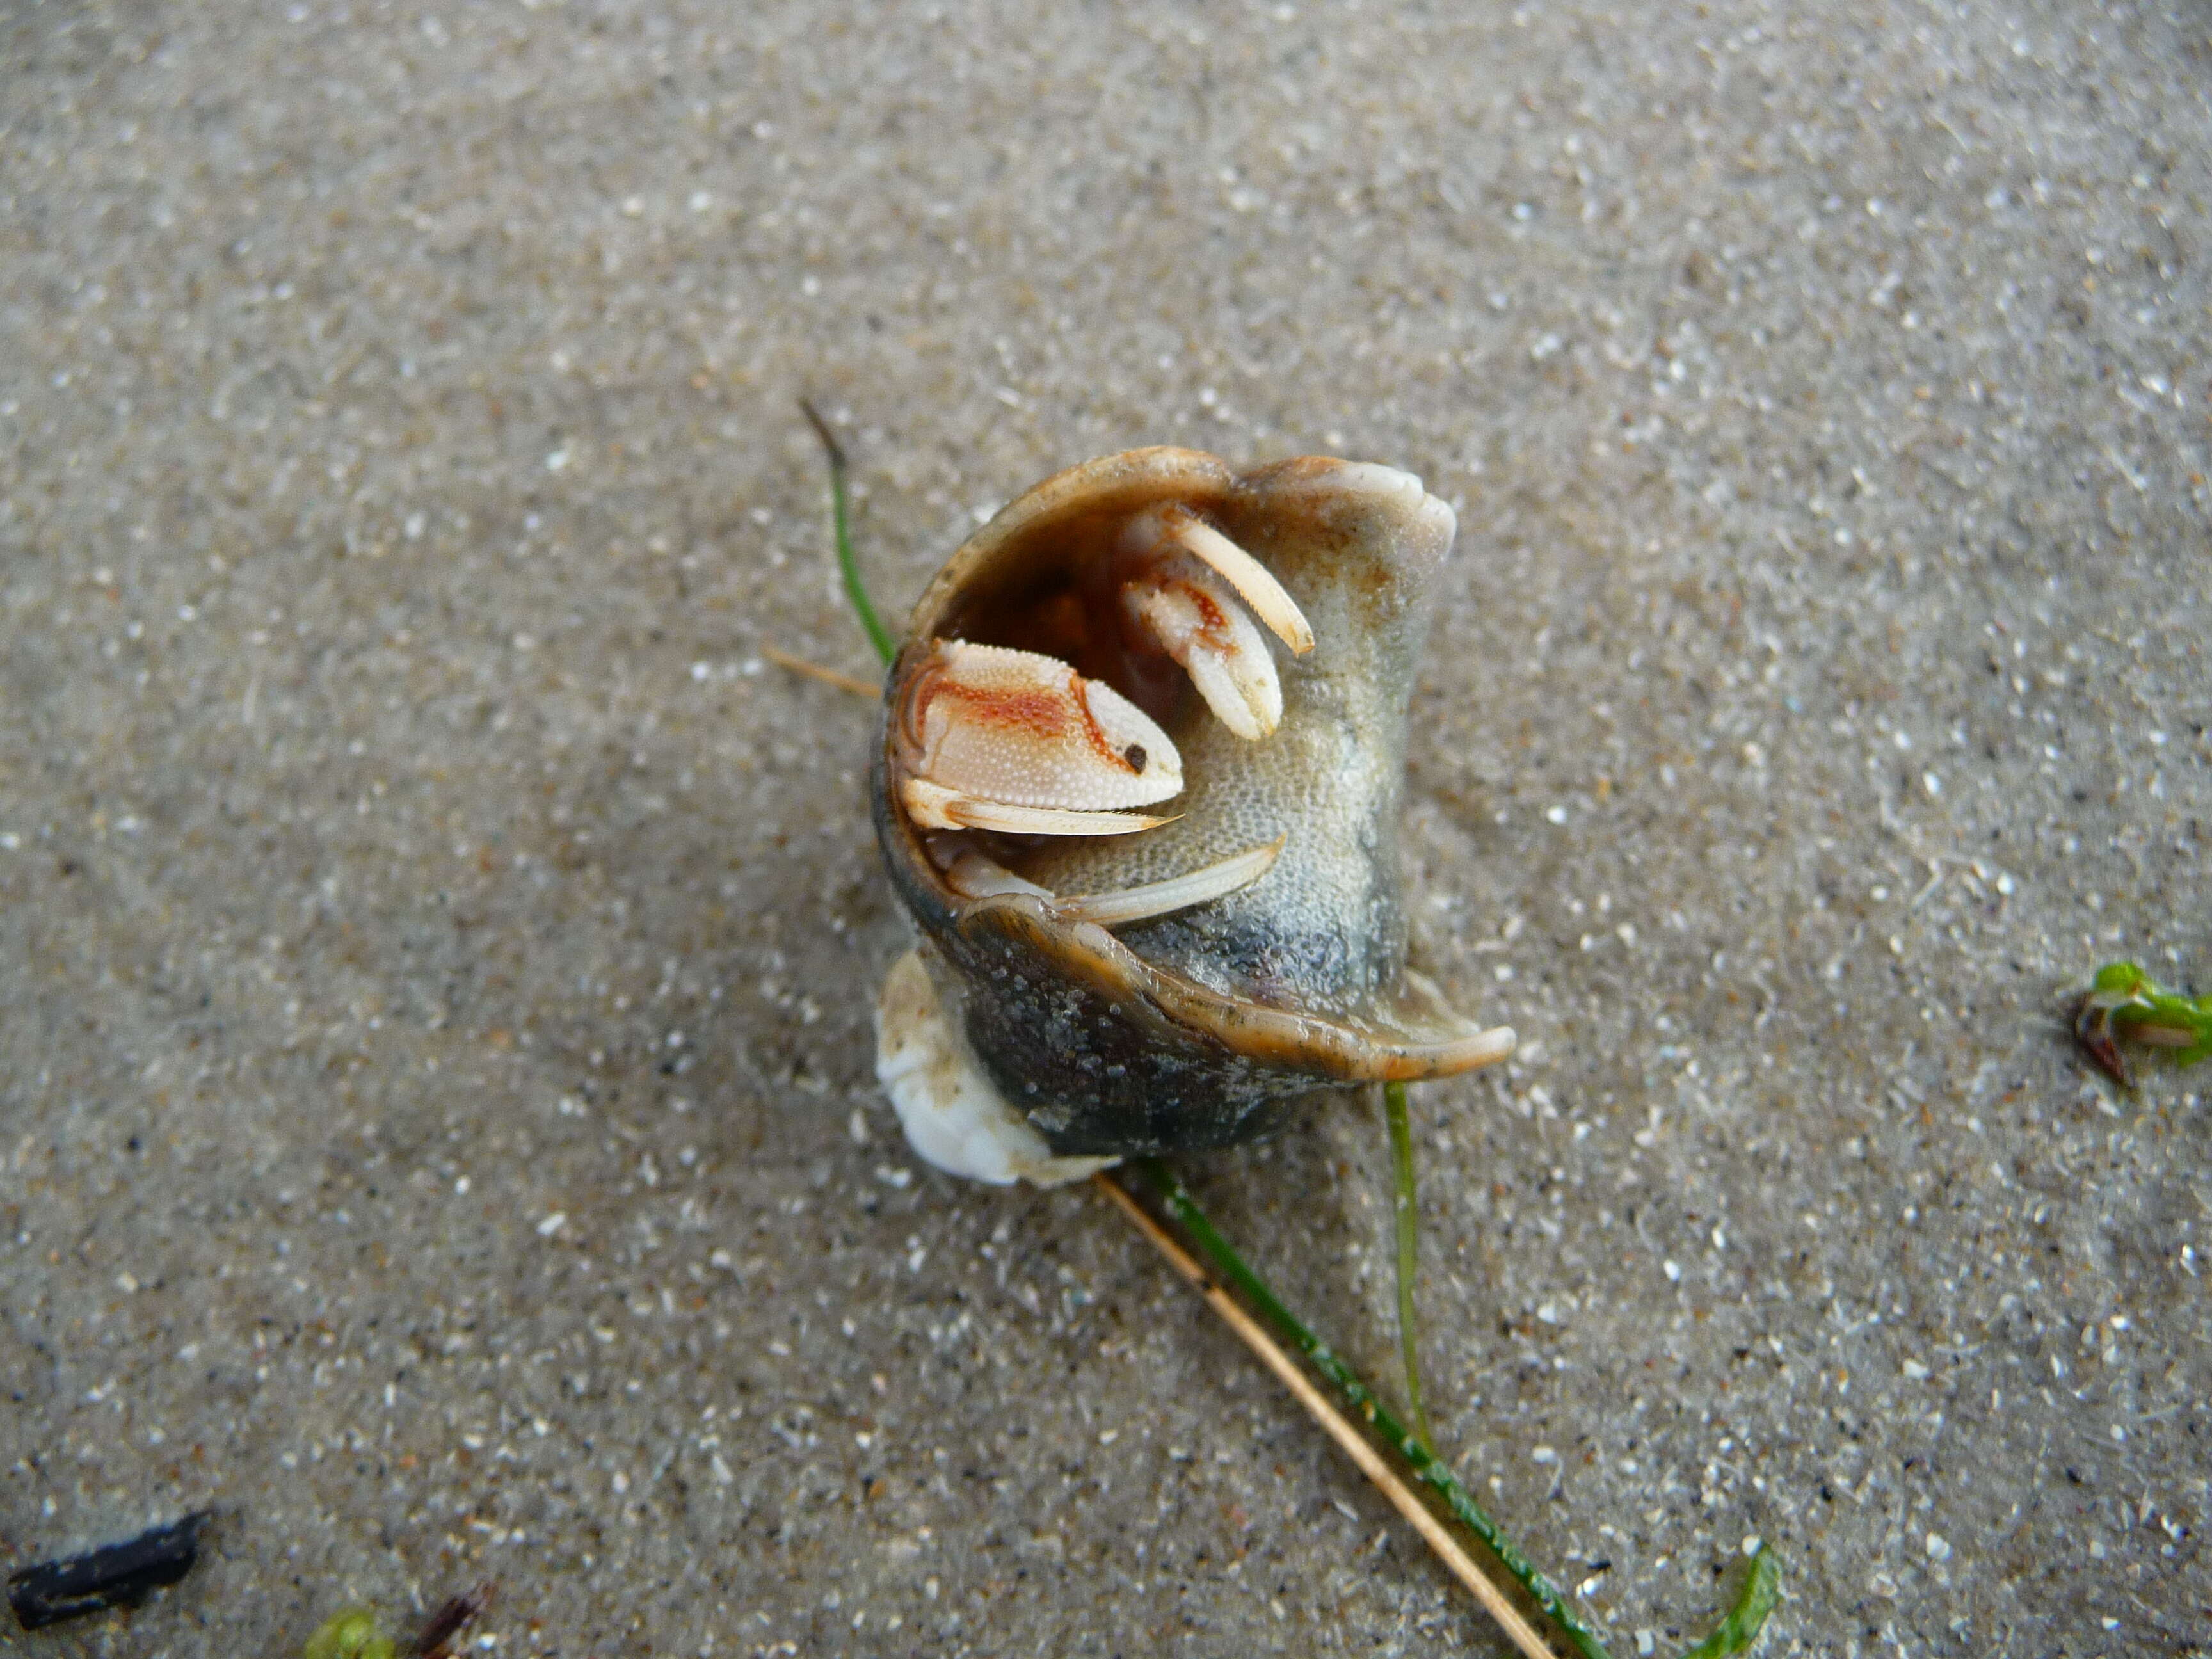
[927, 837, 1059, 901]
[1123, 552, 1285, 740]
[1119, 505, 1315, 741]
[930, 833, 1285, 926]
[1140, 503, 1315, 655]
[1061, 836, 1283, 924]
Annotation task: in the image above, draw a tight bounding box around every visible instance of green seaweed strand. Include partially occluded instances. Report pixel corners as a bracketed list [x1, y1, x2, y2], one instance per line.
[801, 399, 897, 667]
[1680, 1546, 1781, 1658]
[301, 1607, 396, 1659]
[1384, 1080, 1436, 1454]
[1137, 1158, 1781, 1659]
[2077, 961, 2212, 1084]
[1139, 1155, 1615, 1659]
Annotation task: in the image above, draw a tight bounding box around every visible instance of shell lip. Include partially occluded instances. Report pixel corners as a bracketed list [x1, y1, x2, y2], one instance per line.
[948, 889, 1514, 1082]
[875, 771, 1513, 1086]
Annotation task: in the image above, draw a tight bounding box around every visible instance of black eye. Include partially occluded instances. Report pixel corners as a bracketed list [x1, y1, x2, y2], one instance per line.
[1123, 744, 1148, 774]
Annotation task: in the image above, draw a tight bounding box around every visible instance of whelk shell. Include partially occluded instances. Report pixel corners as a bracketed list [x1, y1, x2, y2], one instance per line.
[872, 447, 1513, 1180]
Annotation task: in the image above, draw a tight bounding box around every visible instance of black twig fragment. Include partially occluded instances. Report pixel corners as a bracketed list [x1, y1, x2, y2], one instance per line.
[415, 1579, 495, 1658]
[6, 1510, 210, 1630]
[797, 396, 847, 472]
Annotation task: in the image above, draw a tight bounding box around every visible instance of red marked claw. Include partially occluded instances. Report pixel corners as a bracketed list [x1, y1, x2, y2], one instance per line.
[895, 639, 1181, 836]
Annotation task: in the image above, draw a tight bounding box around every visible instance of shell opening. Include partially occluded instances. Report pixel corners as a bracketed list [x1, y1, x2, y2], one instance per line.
[891, 503, 1312, 851]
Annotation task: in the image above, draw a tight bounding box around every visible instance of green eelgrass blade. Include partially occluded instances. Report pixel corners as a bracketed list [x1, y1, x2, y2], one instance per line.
[1135, 1156, 1614, 1659]
[1135, 1157, 1783, 1659]
[800, 399, 896, 667]
[1384, 1080, 1436, 1454]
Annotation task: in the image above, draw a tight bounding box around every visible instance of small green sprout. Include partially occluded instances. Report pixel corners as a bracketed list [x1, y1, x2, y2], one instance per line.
[2076, 961, 2212, 1086]
[303, 1606, 396, 1659]
[1680, 1543, 1782, 1659]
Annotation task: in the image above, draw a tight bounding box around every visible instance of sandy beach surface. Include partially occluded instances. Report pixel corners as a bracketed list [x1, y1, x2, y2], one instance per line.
[4, 2, 2206, 1653]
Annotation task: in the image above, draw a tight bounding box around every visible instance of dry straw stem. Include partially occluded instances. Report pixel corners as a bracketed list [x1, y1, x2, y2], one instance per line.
[762, 645, 881, 699]
[1091, 1171, 1559, 1659]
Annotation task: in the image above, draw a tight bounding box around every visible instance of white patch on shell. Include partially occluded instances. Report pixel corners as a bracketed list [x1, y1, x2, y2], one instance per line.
[874, 949, 1119, 1187]
[1331, 461, 1457, 546]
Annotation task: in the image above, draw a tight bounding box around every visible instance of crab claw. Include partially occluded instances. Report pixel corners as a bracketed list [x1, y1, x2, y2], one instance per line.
[897, 639, 1182, 836]
[1119, 502, 1313, 741]
[1121, 549, 1284, 740]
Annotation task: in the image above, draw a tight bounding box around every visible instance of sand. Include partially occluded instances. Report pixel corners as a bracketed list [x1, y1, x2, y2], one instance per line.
[3, 2, 2206, 1653]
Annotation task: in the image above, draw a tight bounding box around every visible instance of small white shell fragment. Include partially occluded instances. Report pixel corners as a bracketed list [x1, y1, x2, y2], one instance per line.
[874, 949, 1119, 1188]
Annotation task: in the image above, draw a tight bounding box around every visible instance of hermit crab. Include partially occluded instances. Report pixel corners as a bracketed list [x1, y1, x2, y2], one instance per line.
[873, 447, 1514, 1183]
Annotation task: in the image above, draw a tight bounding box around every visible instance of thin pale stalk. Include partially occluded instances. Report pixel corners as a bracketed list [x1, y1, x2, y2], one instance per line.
[763, 645, 880, 700]
[1140, 1158, 1782, 1653]
[800, 399, 897, 666]
[1383, 1080, 1435, 1454]
[1093, 1173, 1557, 1659]
[1134, 1157, 1613, 1659]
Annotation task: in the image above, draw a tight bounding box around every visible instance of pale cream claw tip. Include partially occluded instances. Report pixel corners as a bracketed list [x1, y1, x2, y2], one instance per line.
[1155, 504, 1315, 655]
[1448, 1025, 1517, 1070]
[1123, 558, 1284, 741]
[901, 778, 1173, 837]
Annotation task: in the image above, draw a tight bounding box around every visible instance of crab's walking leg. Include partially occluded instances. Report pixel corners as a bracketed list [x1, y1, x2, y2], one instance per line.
[1123, 552, 1286, 740]
[930, 833, 1285, 925]
[1147, 503, 1315, 654]
[1119, 504, 1315, 741]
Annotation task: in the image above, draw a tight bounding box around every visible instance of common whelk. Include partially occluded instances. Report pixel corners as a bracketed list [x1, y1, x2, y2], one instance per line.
[872, 448, 1514, 1183]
